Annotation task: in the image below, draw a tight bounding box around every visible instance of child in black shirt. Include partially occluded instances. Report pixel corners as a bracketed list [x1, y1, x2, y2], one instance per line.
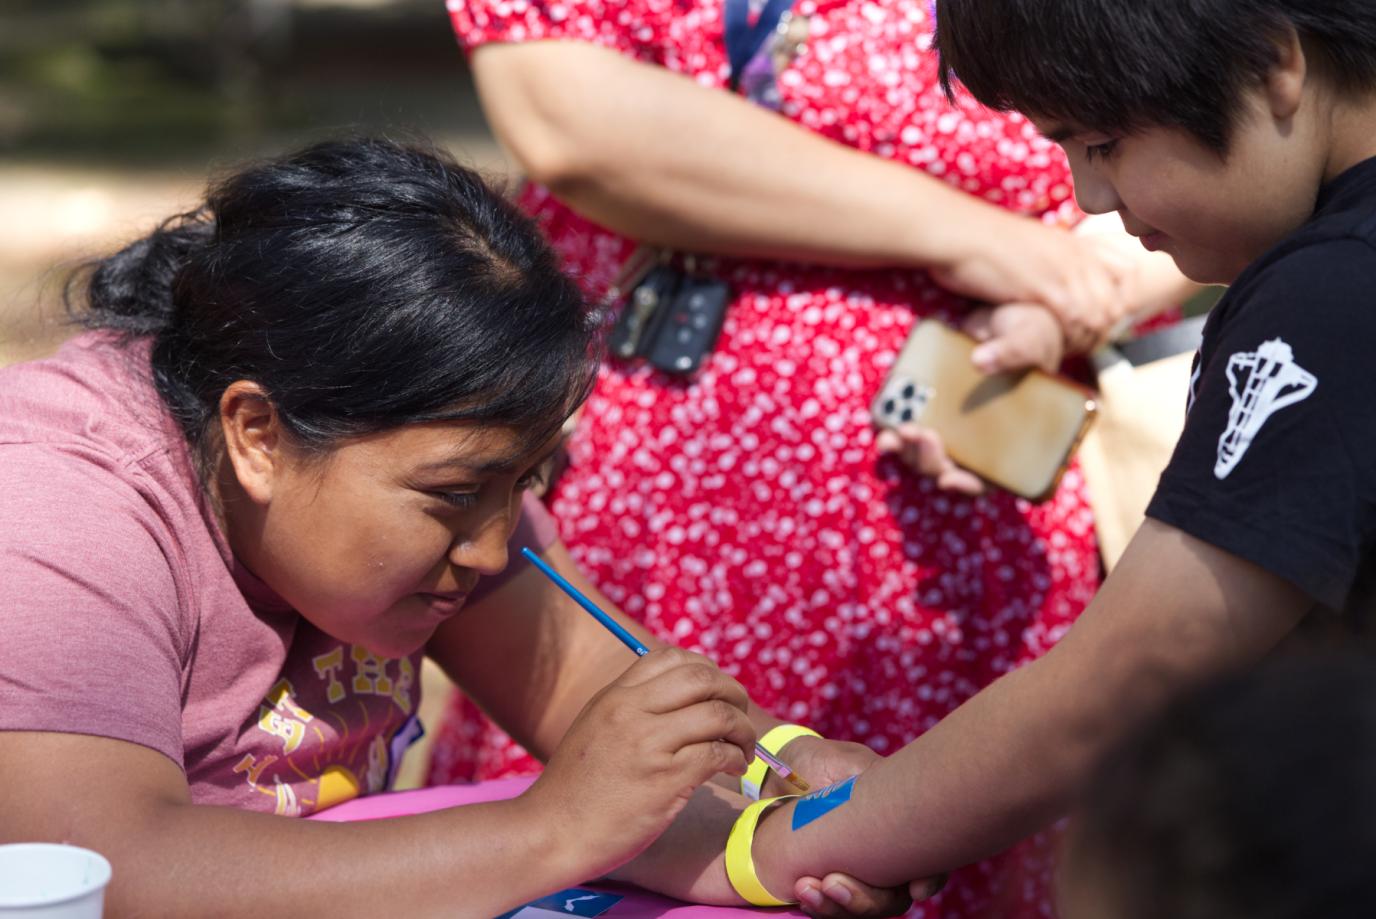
[1147, 166, 1376, 623]
[625, 2, 1376, 913]
[928, 0, 1376, 631]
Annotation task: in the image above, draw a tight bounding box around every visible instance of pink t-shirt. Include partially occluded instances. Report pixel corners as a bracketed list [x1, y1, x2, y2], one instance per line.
[0, 333, 557, 815]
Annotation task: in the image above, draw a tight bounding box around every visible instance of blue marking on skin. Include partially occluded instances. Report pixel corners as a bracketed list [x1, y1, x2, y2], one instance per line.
[791, 774, 858, 831]
[495, 888, 623, 918]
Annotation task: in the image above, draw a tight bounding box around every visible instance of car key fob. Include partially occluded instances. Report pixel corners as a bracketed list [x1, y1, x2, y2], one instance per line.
[645, 276, 730, 376]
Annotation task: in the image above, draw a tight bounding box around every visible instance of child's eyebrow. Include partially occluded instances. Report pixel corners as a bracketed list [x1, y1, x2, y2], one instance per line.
[1040, 126, 1075, 144]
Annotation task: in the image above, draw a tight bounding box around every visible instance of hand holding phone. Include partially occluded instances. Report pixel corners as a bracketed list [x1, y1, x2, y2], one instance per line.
[873, 310, 1096, 501]
[964, 302, 1066, 375]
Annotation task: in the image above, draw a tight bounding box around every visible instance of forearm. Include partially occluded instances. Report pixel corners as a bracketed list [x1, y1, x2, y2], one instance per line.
[607, 664, 1080, 905]
[474, 41, 1033, 269]
[750, 522, 1309, 891]
[755, 651, 1098, 889]
[610, 663, 1078, 906]
[634, 654, 1093, 907]
[431, 546, 645, 761]
[611, 782, 750, 905]
[30, 789, 574, 918]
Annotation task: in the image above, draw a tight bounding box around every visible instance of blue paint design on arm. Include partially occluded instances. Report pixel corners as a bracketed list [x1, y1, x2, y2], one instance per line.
[495, 888, 623, 918]
[791, 774, 858, 831]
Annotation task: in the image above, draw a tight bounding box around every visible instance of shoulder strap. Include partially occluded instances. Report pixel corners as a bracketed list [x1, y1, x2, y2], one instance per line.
[723, 0, 795, 90]
[1115, 313, 1209, 367]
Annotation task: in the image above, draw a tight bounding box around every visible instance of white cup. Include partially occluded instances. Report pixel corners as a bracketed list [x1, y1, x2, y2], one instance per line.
[0, 844, 111, 918]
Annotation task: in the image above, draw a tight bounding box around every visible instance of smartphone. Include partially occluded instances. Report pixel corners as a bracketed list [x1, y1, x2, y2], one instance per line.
[872, 319, 1097, 502]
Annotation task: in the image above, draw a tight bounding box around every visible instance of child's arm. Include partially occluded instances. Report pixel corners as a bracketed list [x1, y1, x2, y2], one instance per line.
[743, 519, 1308, 894]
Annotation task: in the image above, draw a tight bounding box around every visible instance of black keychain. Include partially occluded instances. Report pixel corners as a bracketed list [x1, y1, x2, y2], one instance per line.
[608, 258, 677, 361]
[607, 253, 731, 376]
[643, 270, 732, 375]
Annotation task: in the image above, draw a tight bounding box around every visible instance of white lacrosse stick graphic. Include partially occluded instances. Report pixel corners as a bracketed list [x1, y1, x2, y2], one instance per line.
[1215, 338, 1317, 479]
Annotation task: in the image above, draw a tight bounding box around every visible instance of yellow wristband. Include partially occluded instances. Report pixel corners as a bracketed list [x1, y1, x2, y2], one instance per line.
[725, 796, 798, 907]
[741, 723, 822, 800]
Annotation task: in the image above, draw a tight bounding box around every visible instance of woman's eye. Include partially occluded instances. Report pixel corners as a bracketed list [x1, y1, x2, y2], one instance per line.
[1084, 139, 1119, 163]
[431, 490, 479, 509]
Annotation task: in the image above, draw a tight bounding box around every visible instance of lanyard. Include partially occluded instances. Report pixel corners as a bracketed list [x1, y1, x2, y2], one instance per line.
[723, 0, 796, 89]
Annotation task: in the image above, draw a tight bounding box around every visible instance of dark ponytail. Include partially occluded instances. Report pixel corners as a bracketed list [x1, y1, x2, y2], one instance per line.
[69, 137, 597, 456]
[74, 209, 214, 337]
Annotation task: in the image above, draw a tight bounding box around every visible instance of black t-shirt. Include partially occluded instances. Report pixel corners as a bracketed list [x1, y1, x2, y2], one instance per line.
[1147, 156, 1376, 624]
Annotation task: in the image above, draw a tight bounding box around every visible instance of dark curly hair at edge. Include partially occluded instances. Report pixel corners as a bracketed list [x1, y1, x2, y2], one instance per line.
[66, 136, 599, 463]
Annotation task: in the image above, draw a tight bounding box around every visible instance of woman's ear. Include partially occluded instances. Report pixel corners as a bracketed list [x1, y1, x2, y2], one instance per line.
[1265, 26, 1308, 122]
[219, 380, 283, 505]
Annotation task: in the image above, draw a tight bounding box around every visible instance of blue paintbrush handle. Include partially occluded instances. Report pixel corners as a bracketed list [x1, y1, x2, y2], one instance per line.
[520, 547, 649, 656]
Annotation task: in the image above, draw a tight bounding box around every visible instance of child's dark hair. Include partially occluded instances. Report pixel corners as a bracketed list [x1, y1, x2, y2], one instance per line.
[1068, 653, 1376, 919]
[68, 137, 597, 457]
[935, 0, 1376, 151]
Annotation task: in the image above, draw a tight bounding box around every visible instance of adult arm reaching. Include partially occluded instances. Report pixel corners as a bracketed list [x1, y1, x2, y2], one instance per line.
[471, 39, 1172, 351]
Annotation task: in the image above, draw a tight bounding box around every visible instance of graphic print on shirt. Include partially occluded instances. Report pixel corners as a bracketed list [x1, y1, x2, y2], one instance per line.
[1215, 338, 1317, 479]
[1186, 354, 1202, 415]
[230, 644, 418, 815]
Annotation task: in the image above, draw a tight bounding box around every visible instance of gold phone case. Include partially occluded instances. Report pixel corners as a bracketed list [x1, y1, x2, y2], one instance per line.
[872, 320, 1098, 502]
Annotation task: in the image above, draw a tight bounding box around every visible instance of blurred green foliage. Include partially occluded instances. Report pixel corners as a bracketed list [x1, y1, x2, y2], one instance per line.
[2, 1, 270, 151]
[0, 1, 483, 162]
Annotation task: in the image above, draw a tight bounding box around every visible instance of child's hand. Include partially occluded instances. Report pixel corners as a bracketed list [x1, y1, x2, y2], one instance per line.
[795, 873, 947, 917]
[874, 303, 1065, 495]
[526, 647, 756, 880]
[963, 302, 1066, 375]
[876, 423, 986, 496]
[762, 738, 948, 916]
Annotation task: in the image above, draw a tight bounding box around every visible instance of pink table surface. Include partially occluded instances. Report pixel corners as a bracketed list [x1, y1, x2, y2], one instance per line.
[310, 778, 806, 918]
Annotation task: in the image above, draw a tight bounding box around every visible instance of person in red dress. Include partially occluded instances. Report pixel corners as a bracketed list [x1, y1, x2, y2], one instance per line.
[430, 1, 1194, 915]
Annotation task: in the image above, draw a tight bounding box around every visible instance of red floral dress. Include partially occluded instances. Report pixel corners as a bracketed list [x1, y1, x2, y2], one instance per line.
[433, 2, 1098, 916]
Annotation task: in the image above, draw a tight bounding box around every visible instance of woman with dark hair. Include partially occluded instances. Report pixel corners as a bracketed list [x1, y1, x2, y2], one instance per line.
[0, 137, 893, 916]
